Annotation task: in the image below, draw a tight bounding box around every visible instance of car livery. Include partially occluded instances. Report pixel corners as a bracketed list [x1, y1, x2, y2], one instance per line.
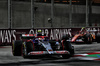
[12, 34, 74, 59]
[71, 29, 100, 44]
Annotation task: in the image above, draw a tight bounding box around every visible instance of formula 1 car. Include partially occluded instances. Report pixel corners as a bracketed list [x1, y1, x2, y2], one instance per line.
[71, 28, 100, 44]
[12, 34, 74, 59]
[71, 29, 95, 44]
[71, 32, 92, 44]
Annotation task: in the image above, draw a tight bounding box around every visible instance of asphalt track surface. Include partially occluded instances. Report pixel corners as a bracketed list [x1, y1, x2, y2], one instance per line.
[0, 42, 100, 66]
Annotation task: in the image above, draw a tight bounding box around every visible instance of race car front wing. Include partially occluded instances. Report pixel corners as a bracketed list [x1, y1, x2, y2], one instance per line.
[28, 50, 70, 55]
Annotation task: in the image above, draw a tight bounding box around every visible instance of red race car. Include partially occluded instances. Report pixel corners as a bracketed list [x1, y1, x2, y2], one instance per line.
[71, 27, 94, 44]
[71, 27, 100, 44]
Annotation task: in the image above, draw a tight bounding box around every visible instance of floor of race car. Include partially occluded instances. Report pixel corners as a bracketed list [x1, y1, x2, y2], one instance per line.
[0, 42, 100, 66]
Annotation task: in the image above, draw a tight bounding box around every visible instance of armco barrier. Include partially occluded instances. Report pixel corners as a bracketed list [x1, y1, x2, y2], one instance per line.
[0, 27, 99, 45]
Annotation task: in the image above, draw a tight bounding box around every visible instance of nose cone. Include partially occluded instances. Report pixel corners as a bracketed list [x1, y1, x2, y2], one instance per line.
[71, 34, 80, 42]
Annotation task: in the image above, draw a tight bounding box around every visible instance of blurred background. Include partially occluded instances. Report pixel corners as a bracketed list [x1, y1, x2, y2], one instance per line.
[0, 0, 100, 29]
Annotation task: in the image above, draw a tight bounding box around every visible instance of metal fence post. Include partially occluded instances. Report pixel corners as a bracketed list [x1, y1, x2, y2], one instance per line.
[31, 0, 34, 28]
[89, 0, 92, 26]
[51, 0, 54, 28]
[86, 0, 89, 27]
[8, 0, 11, 29]
[69, 0, 72, 27]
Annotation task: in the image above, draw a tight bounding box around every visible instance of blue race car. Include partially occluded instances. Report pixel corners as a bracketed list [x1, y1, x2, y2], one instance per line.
[12, 34, 74, 59]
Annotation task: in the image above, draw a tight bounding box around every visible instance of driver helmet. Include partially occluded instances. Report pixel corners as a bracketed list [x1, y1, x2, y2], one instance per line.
[81, 27, 86, 31]
[37, 29, 42, 36]
[82, 27, 85, 29]
[37, 29, 42, 33]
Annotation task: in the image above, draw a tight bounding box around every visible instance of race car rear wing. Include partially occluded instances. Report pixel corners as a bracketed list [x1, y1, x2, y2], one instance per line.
[21, 34, 35, 39]
[87, 30, 97, 32]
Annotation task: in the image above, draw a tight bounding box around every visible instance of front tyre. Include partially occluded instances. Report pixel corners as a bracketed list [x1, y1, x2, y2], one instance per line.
[61, 41, 74, 59]
[22, 41, 34, 58]
[12, 40, 22, 56]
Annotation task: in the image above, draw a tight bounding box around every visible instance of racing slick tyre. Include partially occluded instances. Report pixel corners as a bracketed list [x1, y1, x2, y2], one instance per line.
[84, 34, 92, 44]
[22, 41, 34, 58]
[62, 41, 74, 59]
[61, 34, 69, 40]
[12, 40, 22, 56]
[96, 33, 100, 43]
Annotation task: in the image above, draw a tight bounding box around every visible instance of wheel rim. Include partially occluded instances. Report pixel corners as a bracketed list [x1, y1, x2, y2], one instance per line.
[12, 41, 15, 55]
[22, 44, 27, 56]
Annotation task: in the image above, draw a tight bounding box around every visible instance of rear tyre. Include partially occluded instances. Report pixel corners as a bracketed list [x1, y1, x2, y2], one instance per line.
[96, 33, 100, 43]
[12, 40, 22, 56]
[84, 34, 92, 44]
[22, 41, 34, 58]
[62, 34, 69, 40]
